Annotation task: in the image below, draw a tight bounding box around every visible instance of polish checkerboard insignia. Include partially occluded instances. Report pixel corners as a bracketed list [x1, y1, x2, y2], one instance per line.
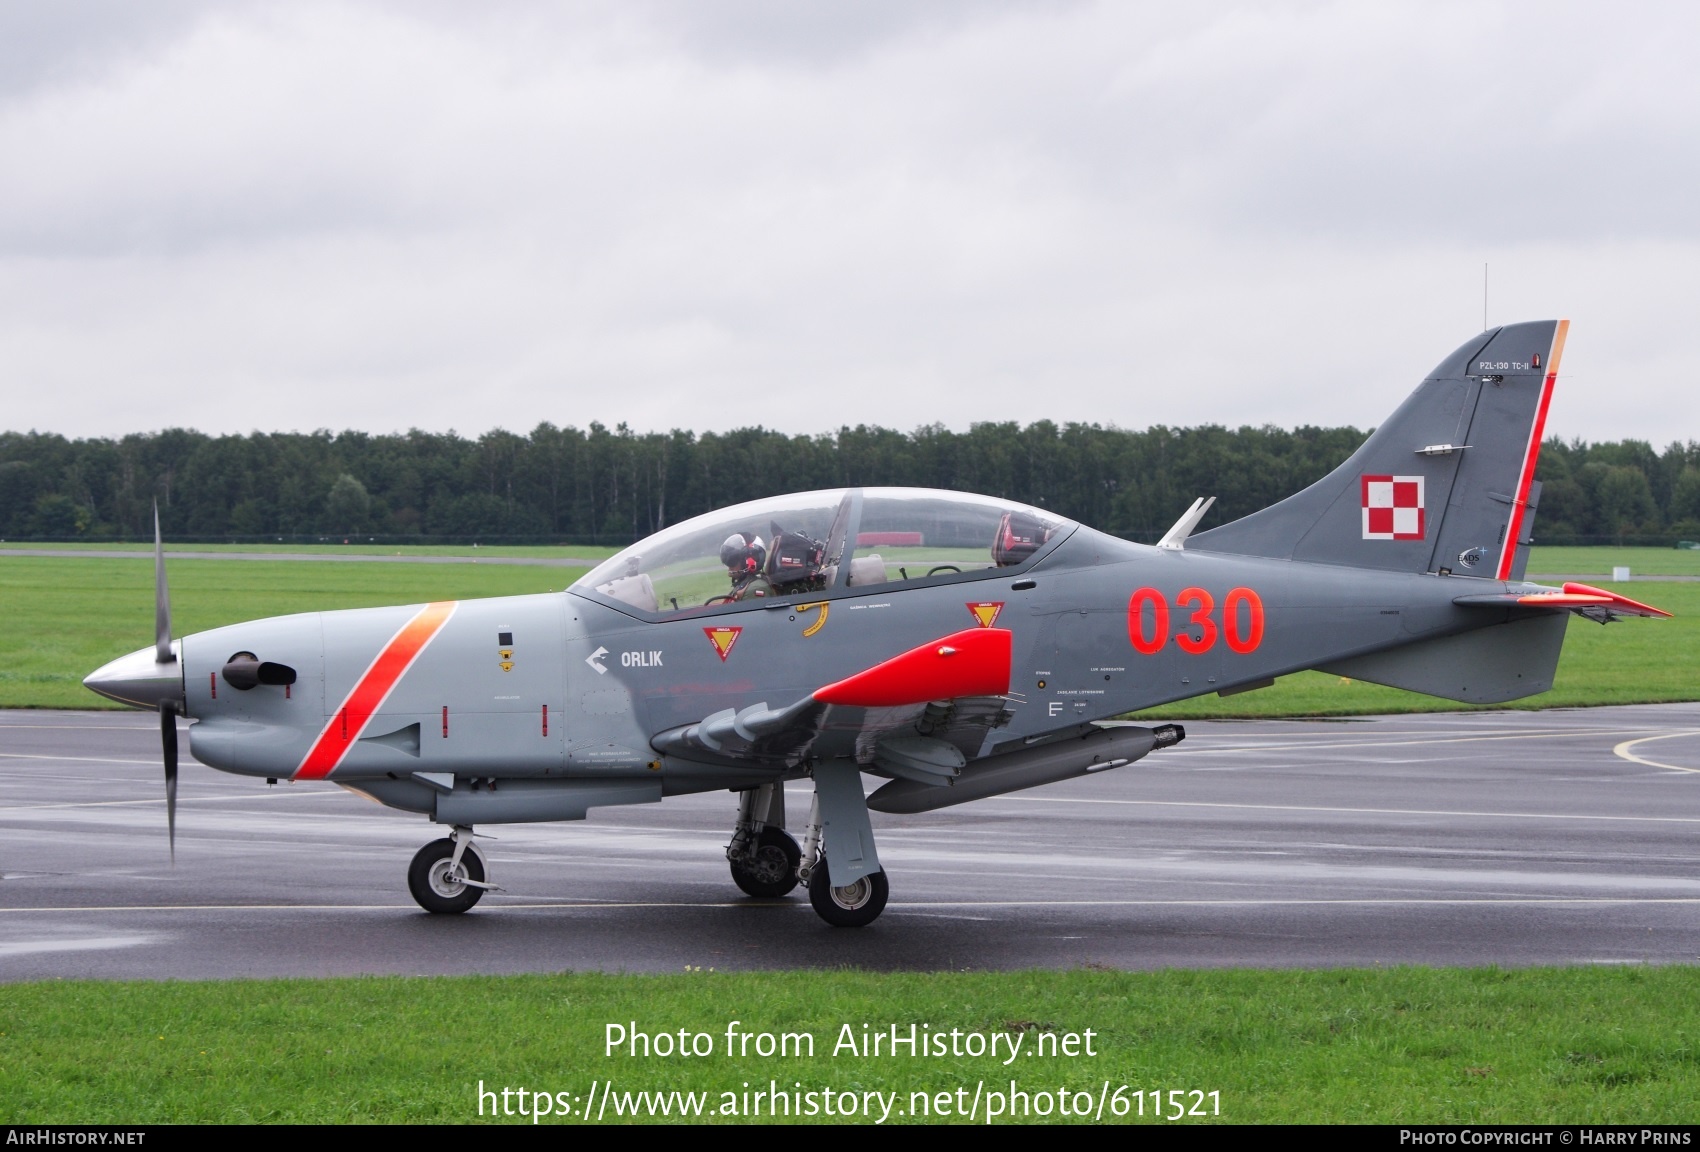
[1361, 475, 1425, 540]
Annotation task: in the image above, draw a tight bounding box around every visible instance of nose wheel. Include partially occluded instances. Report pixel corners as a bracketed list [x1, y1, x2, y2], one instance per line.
[796, 768, 889, 926]
[807, 858, 889, 927]
[408, 830, 489, 914]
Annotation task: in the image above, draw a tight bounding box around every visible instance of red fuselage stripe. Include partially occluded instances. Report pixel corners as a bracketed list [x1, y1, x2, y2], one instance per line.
[295, 601, 457, 780]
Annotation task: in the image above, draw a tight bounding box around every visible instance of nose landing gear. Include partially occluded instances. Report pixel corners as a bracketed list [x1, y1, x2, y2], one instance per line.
[408, 825, 491, 914]
[798, 763, 889, 928]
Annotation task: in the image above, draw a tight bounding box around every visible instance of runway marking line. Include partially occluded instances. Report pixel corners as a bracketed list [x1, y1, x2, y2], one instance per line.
[0, 902, 799, 913]
[0, 725, 157, 731]
[983, 796, 1700, 824]
[7, 897, 1700, 914]
[0, 791, 344, 814]
[1187, 728, 1671, 756]
[0, 751, 175, 767]
[1613, 731, 1700, 774]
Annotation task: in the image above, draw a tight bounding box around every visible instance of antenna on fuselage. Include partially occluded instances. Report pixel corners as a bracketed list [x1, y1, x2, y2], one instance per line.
[1156, 496, 1216, 551]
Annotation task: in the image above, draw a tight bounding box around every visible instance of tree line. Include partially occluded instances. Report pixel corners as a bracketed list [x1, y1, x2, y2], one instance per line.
[2, 422, 1697, 546]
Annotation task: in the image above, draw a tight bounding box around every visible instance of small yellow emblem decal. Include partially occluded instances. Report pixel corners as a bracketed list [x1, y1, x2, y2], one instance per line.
[798, 602, 830, 637]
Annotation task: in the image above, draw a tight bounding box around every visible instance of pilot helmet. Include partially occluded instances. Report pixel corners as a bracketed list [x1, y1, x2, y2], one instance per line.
[720, 533, 767, 575]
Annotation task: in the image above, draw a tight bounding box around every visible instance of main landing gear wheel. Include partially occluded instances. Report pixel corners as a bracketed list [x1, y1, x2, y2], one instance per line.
[408, 838, 486, 914]
[730, 826, 802, 898]
[808, 859, 889, 927]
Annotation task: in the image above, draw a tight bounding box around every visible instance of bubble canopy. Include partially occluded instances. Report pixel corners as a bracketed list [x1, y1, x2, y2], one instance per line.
[571, 488, 1074, 618]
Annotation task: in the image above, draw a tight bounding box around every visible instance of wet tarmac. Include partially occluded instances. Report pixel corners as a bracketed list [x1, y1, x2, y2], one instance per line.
[4, 704, 1700, 979]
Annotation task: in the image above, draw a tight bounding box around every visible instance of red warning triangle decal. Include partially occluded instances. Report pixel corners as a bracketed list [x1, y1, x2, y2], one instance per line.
[966, 601, 1004, 628]
[704, 626, 742, 661]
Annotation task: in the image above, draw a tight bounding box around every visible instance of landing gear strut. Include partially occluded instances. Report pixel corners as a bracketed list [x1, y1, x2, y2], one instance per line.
[408, 825, 490, 914]
[727, 783, 800, 898]
[799, 764, 890, 928]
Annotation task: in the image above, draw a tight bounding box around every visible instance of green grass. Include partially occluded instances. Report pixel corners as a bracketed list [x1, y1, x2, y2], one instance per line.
[1527, 545, 1700, 577]
[0, 541, 620, 560]
[0, 557, 587, 709]
[4, 967, 1700, 1123]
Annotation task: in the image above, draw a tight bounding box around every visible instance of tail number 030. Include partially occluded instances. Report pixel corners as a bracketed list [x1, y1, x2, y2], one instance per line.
[1127, 586, 1265, 655]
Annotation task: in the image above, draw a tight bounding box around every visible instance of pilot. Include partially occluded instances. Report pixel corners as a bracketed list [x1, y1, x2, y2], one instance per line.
[721, 532, 774, 599]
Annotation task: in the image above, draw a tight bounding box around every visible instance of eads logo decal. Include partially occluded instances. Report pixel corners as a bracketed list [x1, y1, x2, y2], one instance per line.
[704, 626, 742, 661]
[966, 602, 1005, 628]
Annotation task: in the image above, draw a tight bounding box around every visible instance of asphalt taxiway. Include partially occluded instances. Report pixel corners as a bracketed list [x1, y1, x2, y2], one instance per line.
[4, 704, 1700, 979]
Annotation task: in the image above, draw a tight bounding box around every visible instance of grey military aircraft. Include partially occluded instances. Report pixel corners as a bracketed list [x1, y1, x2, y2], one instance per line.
[85, 319, 1668, 926]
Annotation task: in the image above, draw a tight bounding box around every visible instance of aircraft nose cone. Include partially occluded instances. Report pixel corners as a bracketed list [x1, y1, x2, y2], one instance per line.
[83, 642, 185, 710]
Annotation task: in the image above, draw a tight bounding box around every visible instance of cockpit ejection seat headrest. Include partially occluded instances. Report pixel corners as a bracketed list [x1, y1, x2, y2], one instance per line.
[847, 555, 887, 586]
[598, 572, 658, 613]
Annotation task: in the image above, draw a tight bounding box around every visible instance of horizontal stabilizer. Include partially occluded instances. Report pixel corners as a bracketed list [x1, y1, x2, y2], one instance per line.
[1454, 581, 1671, 620]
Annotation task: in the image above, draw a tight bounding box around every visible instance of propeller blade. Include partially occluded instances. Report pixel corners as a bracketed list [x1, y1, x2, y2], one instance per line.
[161, 701, 178, 862]
[154, 502, 174, 665]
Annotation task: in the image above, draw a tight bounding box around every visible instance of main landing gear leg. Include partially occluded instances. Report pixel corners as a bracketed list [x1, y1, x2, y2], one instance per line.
[408, 824, 492, 914]
[727, 782, 800, 898]
[803, 763, 889, 928]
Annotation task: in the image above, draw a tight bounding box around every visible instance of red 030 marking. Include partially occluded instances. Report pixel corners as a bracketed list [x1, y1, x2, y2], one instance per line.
[1127, 586, 1264, 655]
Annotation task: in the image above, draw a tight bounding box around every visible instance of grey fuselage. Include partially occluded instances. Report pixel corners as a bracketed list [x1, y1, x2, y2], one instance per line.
[178, 524, 1531, 813]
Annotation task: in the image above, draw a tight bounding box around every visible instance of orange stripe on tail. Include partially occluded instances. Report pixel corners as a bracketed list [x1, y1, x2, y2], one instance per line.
[1496, 320, 1569, 581]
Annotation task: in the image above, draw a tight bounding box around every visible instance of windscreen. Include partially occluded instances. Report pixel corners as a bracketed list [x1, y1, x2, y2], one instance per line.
[843, 490, 1070, 589]
[571, 487, 1071, 616]
[573, 491, 850, 614]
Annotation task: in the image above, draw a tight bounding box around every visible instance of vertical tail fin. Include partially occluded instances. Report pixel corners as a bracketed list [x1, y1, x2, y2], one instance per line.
[1190, 320, 1568, 580]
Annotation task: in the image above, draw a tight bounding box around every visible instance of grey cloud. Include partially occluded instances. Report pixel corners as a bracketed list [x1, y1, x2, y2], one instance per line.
[0, 1, 1694, 445]
[0, 0, 221, 99]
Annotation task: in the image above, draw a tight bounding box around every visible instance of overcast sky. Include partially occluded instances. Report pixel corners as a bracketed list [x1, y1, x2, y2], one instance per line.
[2, 1, 1696, 444]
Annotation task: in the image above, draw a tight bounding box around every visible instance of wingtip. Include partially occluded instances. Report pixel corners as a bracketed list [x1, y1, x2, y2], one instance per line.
[1561, 582, 1672, 618]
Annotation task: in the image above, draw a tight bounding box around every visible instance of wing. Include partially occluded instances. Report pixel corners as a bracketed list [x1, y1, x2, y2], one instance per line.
[1454, 580, 1672, 622]
[651, 627, 1015, 777]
